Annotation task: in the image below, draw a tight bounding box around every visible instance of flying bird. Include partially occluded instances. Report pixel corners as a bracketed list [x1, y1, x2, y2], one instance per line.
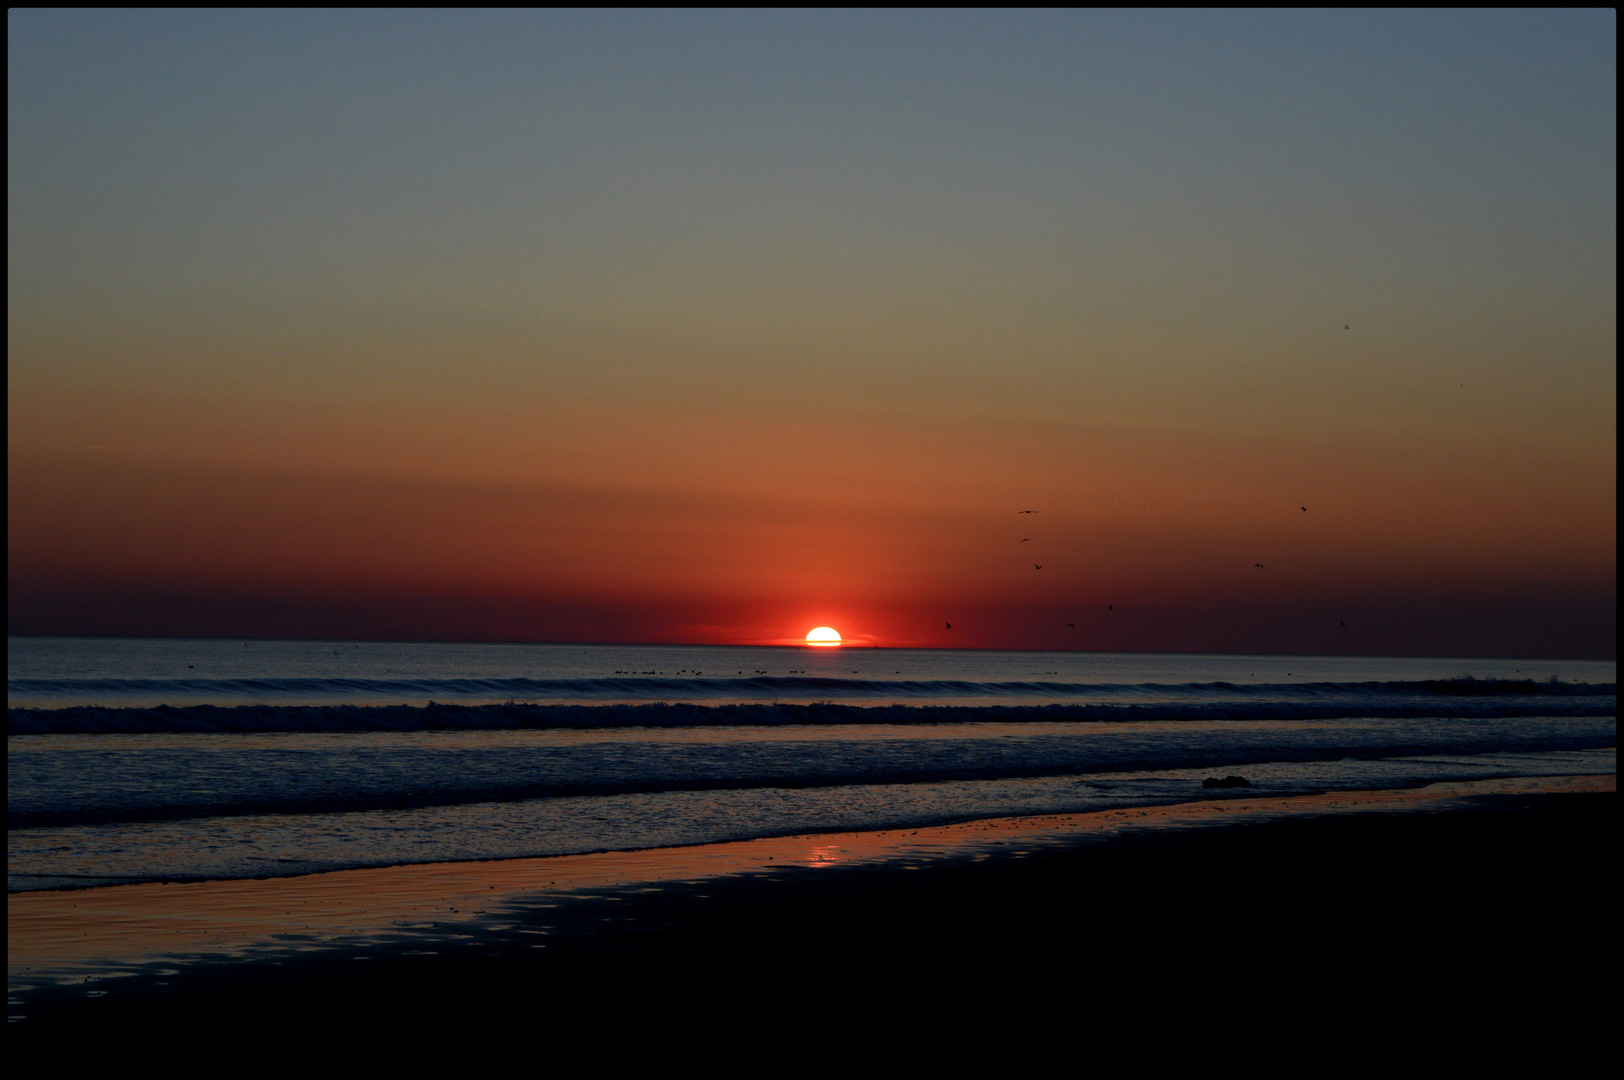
[1035, 565, 1043, 570]
[1107, 605, 1113, 611]
[945, 622, 952, 629]
[1254, 563, 1265, 569]
[1018, 510, 1038, 514]
[1340, 620, 1346, 628]
[1344, 325, 1349, 330]
[1067, 623, 1075, 629]
[1301, 506, 1307, 512]
[1019, 538, 1031, 543]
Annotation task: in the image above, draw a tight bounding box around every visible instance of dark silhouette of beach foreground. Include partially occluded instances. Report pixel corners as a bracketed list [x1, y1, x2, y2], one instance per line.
[10, 785, 1614, 1063]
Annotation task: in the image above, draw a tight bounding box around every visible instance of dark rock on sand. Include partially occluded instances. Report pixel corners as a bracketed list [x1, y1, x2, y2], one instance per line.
[1203, 775, 1251, 788]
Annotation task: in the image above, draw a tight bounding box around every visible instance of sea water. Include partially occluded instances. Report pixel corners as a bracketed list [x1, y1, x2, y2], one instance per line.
[8, 637, 1615, 891]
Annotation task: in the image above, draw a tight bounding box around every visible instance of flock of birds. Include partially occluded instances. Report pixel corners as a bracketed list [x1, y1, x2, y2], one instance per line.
[936, 326, 1376, 638]
[941, 501, 1346, 637]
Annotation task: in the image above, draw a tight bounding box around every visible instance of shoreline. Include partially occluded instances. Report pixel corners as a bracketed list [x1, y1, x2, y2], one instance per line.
[12, 776, 1611, 1013]
[11, 779, 1615, 1058]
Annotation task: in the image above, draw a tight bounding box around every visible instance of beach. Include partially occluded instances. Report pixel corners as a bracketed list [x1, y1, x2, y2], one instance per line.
[11, 9, 1617, 1066]
[10, 641, 1614, 1057]
[10, 775, 1614, 1058]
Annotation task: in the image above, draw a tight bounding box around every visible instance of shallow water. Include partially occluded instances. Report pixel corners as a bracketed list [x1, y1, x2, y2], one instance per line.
[7, 638, 1615, 891]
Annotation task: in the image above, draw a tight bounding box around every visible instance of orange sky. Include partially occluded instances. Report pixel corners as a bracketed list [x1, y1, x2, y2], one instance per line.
[9, 384, 1614, 655]
[7, 12, 1616, 657]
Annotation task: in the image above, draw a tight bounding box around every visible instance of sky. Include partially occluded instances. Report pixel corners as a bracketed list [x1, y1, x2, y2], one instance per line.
[8, 10, 1616, 657]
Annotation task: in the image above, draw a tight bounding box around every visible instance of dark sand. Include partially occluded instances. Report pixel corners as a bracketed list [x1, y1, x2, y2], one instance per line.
[10, 783, 1615, 1061]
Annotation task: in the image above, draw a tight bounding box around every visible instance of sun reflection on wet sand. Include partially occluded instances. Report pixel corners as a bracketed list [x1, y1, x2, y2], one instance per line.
[804, 845, 842, 867]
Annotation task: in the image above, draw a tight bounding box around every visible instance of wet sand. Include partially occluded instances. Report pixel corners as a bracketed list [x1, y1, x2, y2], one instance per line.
[10, 776, 1616, 1059]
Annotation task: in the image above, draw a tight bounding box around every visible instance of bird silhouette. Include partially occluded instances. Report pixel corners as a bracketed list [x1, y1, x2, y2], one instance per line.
[1340, 620, 1346, 628]
[1018, 510, 1038, 514]
[1344, 325, 1349, 330]
[1019, 538, 1031, 543]
[1254, 563, 1265, 569]
[1107, 605, 1113, 611]
[1301, 506, 1307, 512]
[945, 622, 952, 629]
[1035, 565, 1043, 570]
[1067, 623, 1075, 629]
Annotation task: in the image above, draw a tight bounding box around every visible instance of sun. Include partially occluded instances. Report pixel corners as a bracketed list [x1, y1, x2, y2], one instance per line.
[805, 626, 842, 646]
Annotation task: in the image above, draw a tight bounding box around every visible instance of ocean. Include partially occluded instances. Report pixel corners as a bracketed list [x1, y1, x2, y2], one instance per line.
[7, 636, 1615, 893]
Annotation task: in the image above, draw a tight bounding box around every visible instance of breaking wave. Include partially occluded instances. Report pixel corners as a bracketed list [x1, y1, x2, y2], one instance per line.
[9, 715, 1615, 828]
[7, 674, 1614, 736]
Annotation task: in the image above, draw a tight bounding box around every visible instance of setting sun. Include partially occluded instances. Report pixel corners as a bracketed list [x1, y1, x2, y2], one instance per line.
[805, 626, 842, 646]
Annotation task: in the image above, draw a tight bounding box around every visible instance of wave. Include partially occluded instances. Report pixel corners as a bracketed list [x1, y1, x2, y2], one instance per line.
[8, 674, 1613, 702]
[9, 727, 1615, 829]
[8, 692, 1616, 735]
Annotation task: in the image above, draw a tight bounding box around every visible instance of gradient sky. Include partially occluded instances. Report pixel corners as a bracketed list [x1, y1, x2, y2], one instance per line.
[8, 10, 1616, 657]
